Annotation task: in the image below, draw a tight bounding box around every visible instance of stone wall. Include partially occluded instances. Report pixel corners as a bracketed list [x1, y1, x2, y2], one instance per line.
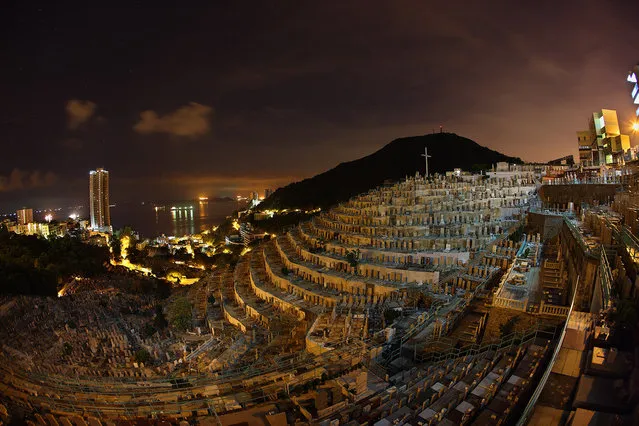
[539, 184, 619, 210]
[527, 212, 564, 241]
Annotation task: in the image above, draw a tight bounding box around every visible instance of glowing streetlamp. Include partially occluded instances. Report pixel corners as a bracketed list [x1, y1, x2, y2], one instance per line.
[632, 121, 639, 132]
[45, 214, 53, 223]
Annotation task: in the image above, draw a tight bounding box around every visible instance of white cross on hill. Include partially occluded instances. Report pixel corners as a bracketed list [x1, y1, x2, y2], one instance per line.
[421, 147, 432, 177]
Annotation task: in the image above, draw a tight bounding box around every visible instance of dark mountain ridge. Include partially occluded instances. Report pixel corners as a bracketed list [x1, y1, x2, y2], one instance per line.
[260, 133, 523, 210]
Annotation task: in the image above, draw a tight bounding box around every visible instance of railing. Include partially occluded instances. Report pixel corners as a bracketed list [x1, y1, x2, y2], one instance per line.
[539, 301, 569, 317]
[620, 225, 639, 263]
[414, 323, 556, 364]
[542, 177, 622, 185]
[564, 217, 597, 257]
[601, 216, 639, 263]
[599, 249, 613, 311]
[492, 296, 528, 311]
[516, 275, 579, 425]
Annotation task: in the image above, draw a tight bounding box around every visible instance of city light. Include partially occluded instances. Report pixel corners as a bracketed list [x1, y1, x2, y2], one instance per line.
[44, 214, 53, 222]
[633, 122, 639, 132]
[69, 213, 78, 220]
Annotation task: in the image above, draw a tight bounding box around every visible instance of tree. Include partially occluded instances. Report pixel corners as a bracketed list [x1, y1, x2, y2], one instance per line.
[346, 249, 360, 269]
[119, 226, 134, 239]
[110, 236, 122, 261]
[127, 244, 145, 264]
[62, 342, 73, 356]
[153, 305, 168, 330]
[173, 247, 191, 262]
[168, 297, 193, 332]
[610, 299, 638, 331]
[508, 225, 524, 242]
[0, 233, 108, 297]
[141, 322, 157, 339]
[134, 348, 152, 364]
[384, 309, 401, 324]
[470, 163, 490, 173]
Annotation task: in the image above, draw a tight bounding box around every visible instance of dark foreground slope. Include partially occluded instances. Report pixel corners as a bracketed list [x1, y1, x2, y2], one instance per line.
[260, 133, 523, 210]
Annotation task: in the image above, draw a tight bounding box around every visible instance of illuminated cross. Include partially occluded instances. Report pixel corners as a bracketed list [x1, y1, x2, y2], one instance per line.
[421, 147, 432, 177]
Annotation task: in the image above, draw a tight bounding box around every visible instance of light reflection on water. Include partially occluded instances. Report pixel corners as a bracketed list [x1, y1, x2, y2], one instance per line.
[125, 200, 236, 237]
[56, 200, 238, 238]
[168, 205, 196, 236]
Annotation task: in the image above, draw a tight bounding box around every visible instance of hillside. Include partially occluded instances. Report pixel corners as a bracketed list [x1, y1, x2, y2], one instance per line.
[259, 133, 523, 210]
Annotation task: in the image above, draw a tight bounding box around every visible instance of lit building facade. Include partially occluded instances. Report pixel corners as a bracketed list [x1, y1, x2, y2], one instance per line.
[576, 130, 593, 166]
[16, 208, 33, 225]
[89, 168, 111, 232]
[628, 63, 639, 119]
[8, 222, 67, 239]
[577, 109, 630, 166]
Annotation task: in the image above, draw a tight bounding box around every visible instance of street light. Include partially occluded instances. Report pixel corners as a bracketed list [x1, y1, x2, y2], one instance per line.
[632, 121, 639, 132]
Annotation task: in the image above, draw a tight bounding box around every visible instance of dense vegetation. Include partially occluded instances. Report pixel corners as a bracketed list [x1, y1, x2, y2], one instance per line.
[168, 296, 193, 331]
[259, 133, 523, 210]
[248, 211, 318, 233]
[0, 227, 110, 297]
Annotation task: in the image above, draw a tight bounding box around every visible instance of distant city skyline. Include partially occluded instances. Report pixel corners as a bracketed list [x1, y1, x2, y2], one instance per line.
[1, 2, 639, 211]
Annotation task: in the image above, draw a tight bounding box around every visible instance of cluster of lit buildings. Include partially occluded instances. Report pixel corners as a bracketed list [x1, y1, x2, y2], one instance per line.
[1, 207, 86, 239]
[572, 63, 639, 168]
[1, 168, 112, 239]
[244, 188, 274, 208]
[577, 109, 632, 167]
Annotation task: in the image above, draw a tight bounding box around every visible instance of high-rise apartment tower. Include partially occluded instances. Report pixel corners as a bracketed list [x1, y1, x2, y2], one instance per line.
[16, 208, 33, 225]
[89, 168, 111, 231]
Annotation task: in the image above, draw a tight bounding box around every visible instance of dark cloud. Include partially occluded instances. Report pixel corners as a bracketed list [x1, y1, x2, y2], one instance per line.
[66, 100, 96, 130]
[134, 103, 213, 138]
[1, 1, 639, 209]
[0, 169, 57, 192]
[61, 138, 84, 150]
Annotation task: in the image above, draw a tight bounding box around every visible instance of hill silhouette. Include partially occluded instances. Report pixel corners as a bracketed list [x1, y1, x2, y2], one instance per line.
[259, 133, 523, 210]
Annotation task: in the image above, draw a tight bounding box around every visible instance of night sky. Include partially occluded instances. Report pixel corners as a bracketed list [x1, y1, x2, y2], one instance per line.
[2, 1, 638, 211]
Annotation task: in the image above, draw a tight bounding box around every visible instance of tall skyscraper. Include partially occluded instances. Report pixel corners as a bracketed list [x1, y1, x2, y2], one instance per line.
[89, 168, 111, 232]
[16, 208, 33, 225]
